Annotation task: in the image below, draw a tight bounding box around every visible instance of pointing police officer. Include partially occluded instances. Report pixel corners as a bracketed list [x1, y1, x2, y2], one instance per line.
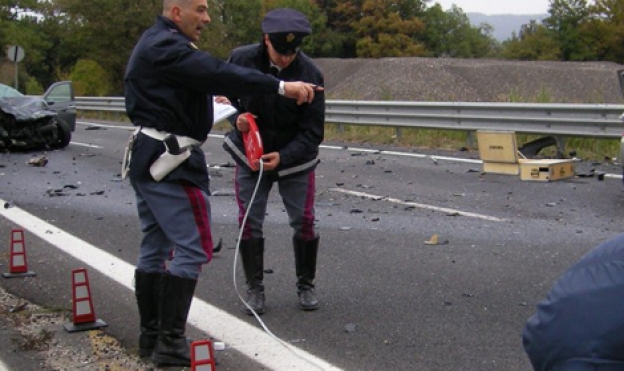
[124, 0, 321, 367]
[223, 8, 325, 315]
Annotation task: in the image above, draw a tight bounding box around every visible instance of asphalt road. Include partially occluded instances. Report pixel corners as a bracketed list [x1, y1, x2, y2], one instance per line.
[0, 120, 623, 370]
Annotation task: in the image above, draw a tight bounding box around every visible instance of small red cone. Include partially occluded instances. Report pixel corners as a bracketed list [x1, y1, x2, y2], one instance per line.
[191, 340, 217, 371]
[63, 268, 107, 332]
[3, 229, 36, 278]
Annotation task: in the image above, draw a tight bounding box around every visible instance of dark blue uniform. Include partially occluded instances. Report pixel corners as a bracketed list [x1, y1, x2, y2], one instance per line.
[523, 233, 624, 370]
[221, 8, 325, 314]
[124, 13, 309, 366]
[126, 16, 280, 195]
[124, 16, 283, 279]
[223, 43, 324, 186]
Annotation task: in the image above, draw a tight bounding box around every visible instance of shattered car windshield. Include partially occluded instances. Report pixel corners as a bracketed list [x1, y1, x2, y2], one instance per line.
[0, 84, 24, 98]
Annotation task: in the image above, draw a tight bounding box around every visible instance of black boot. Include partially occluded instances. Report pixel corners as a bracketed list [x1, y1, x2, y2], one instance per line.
[134, 270, 161, 357]
[240, 238, 265, 315]
[151, 273, 197, 367]
[293, 236, 320, 311]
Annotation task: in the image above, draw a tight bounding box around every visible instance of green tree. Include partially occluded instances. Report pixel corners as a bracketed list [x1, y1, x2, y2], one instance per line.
[218, 0, 263, 48]
[352, 0, 426, 57]
[54, 0, 161, 94]
[587, 0, 624, 62]
[501, 21, 561, 60]
[544, 0, 594, 60]
[68, 59, 112, 96]
[420, 4, 498, 58]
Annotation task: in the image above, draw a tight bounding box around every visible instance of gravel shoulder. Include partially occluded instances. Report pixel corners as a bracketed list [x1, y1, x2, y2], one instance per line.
[0, 283, 156, 371]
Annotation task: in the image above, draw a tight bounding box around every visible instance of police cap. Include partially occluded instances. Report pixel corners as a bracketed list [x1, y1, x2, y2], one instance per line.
[262, 8, 311, 55]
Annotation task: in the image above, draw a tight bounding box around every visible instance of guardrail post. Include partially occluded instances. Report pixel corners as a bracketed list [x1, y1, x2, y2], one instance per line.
[466, 131, 476, 150]
[554, 135, 566, 157]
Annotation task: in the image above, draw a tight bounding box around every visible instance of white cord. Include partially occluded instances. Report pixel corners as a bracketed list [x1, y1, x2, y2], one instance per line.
[231, 160, 325, 370]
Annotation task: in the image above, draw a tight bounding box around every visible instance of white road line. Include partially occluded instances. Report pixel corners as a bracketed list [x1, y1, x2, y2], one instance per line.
[0, 198, 342, 371]
[323, 145, 482, 164]
[329, 188, 507, 222]
[0, 359, 10, 371]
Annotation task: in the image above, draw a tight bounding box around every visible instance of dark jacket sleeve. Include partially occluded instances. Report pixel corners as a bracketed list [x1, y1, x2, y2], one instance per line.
[146, 33, 279, 98]
[278, 71, 325, 166]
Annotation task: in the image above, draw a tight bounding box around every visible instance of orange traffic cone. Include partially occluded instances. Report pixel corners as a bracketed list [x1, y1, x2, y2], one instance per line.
[3, 229, 36, 278]
[63, 268, 107, 332]
[191, 340, 217, 371]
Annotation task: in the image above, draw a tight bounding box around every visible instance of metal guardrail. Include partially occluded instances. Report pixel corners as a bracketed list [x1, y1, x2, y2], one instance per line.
[75, 96, 624, 139]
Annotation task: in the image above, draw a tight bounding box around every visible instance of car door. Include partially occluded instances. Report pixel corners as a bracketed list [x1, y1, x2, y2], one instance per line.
[43, 81, 76, 131]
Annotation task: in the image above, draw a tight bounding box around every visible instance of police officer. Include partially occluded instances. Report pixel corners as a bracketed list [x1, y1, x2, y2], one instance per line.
[223, 8, 325, 315]
[124, 0, 320, 367]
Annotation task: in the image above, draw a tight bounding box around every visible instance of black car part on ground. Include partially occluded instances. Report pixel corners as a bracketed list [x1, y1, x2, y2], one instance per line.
[0, 98, 71, 151]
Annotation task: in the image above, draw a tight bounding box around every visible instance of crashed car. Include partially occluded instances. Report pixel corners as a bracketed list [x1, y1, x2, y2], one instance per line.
[0, 81, 76, 151]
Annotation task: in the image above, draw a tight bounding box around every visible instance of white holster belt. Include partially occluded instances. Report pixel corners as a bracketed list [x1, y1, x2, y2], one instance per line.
[139, 127, 201, 148]
[121, 127, 201, 182]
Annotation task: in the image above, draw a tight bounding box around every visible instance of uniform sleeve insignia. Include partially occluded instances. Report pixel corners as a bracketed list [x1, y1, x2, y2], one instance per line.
[286, 33, 295, 43]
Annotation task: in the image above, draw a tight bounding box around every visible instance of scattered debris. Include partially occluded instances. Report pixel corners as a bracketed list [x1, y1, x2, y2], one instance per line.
[424, 234, 449, 245]
[28, 156, 48, 167]
[216, 162, 235, 168]
[9, 302, 28, 313]
[344, 323, 357, 333]
[576, 168, 595, 178]
[3, 201, 14, 209]
[46, 189, 70, 197]
[211, 189, 235, 196]
[350, 208, 363, 214]
[85, 126, 105, 131]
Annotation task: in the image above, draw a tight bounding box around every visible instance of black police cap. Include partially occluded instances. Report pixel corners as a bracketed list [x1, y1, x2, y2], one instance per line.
[262, 9, 311, 55]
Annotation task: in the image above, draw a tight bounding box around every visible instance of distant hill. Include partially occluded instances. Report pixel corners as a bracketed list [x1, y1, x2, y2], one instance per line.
[466, 13, 548, 42]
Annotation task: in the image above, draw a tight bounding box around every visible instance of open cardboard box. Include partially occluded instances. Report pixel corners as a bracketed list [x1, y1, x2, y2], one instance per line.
[477, 130, 574, 181]
[477, 130, 519, 175]
[518, 159, 574, 182]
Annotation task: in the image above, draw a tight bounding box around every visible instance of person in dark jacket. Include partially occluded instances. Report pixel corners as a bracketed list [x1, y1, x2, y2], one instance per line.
[223, 8, 325, 315]
[124, 0, 320, 367]
[522, 232, 624, 370]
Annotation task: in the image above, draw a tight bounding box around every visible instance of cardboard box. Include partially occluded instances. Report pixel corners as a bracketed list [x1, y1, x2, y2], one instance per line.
[482, 162, 519, 175]
[477, 130, 519, 175]
[518, 159, 575, 182]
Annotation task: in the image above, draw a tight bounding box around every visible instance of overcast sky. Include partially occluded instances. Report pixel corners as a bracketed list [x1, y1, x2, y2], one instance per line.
[433, 0, 549, 15]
